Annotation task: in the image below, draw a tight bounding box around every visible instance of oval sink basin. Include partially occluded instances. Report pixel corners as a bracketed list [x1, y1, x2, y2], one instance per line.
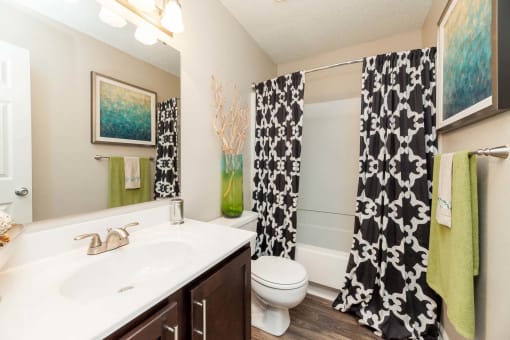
[60, 241, 192, 300]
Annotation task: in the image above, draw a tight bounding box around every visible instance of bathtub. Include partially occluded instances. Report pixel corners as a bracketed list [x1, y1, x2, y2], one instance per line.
[295, 242, 349, 292]
[294, 209, 354, 300]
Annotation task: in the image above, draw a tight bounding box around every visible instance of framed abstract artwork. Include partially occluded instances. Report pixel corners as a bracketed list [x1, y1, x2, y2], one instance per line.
[91, 72, 156, 146]
[437, 0, 510, 132]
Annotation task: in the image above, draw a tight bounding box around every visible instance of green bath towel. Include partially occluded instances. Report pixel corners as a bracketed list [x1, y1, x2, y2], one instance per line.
[108, 157, 151, 208]
[427, 152, 479, 339]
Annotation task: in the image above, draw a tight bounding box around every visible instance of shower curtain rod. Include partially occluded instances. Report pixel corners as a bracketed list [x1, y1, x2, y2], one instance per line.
[251, 58, 364, 89]
[304, 58, 364, 74]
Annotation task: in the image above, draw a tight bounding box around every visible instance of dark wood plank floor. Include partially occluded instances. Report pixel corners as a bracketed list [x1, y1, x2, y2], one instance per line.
[251, 295, 381, 340]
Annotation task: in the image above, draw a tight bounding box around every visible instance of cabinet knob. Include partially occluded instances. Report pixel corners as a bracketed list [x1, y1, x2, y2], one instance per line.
[163, 324, 178, 340]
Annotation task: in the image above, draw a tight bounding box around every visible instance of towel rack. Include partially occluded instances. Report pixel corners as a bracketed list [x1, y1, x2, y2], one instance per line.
[94, 155, 155, 161]
[468, 145, 509, 159]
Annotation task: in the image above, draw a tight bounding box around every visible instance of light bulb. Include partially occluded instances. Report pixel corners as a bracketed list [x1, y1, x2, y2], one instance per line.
[128, 0, 156, 12]
[99, 6, 127, 28]
[134, 26, 158, 45]
[161, 0, 184, 33]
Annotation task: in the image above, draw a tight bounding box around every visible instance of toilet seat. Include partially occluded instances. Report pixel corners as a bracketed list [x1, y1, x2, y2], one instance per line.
[251, 256, 308, 290]
[252, 274, 307, 290]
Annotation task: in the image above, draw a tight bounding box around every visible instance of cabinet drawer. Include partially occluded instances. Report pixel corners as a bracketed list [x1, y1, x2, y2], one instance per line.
[106, 290, 184, 340]
[119, 301, 180, 340]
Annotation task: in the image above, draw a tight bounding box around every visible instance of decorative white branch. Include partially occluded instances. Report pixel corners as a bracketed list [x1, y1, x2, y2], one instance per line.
[211, 75, 248, 156]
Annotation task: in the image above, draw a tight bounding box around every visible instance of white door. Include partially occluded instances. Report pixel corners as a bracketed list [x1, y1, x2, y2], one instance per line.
[0, 41, 32, 224]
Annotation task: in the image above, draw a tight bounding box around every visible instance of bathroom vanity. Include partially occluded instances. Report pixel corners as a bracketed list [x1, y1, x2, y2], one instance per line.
[105, 245, 251, 340]
[0, 202, 255, 340]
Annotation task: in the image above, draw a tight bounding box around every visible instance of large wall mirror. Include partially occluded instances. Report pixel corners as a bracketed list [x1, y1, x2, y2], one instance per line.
[0, 0, 181, 223]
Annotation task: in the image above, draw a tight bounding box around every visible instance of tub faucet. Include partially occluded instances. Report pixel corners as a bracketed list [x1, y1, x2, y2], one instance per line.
[74, 222, 139, 255]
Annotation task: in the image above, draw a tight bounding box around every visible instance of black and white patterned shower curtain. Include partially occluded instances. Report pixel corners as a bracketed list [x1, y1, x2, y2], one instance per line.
[252, 72, 305, 259]
[154, 98, 180, 198]
[333, 48, 439, 339]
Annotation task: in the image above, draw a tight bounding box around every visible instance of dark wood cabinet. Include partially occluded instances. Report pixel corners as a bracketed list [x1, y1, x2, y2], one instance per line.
[105, 290, 184, 340]
[119, 301, 180, 340]
[106, 245, 251, 340]
[190, 246, 251, 340]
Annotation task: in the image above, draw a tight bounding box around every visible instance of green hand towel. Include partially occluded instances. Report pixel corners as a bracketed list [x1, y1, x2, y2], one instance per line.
[427, 152, 479, 339]
[108, 157, 151, 208]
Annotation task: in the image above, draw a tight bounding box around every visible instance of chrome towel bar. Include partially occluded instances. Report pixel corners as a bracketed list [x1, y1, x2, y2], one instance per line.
[468, 145, 509, 159]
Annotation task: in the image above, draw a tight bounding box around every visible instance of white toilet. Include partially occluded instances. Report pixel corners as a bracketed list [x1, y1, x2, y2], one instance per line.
[211, 211, 308, 336]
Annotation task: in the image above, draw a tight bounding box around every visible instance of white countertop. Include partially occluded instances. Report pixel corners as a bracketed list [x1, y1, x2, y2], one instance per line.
[0, 219, 255, 340]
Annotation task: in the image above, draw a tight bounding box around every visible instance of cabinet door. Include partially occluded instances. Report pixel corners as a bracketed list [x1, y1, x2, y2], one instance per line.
[190, 247, 251, 340]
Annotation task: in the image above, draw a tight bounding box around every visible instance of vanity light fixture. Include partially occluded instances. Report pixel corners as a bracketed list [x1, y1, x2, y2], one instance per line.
[96, 0, 184, 46]
[161, 0, 184, 33]
[134, 25, 158, 45]
[127, 0, 156, 12]
[99, 6, 128, 28]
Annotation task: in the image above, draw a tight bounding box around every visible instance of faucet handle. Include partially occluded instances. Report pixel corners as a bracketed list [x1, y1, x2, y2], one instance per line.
[74, 233, 102, 248]
[119, 222, 139, 235]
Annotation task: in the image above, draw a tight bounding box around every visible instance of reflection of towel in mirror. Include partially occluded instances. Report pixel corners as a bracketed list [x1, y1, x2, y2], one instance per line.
[436, 153, 453, 227]
[108, 157, 151, 208]
[124, 157, 140, 189]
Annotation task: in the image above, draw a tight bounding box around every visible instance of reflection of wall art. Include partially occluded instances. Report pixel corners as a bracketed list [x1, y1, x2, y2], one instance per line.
[91, 72, 156, 146]
[437, 0, 510, 132]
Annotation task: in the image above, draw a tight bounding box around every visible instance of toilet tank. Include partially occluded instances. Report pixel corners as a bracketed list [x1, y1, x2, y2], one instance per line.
[210, 211, 258, 232]
[210, 211, 258, 254]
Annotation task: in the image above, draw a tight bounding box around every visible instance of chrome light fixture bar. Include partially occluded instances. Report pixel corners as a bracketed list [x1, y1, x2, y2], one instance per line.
[96, 0, 183, 45]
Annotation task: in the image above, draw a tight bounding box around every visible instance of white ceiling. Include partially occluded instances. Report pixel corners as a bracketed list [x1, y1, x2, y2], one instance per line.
[5, 0, 180, 76]
[220, 0, 432, 64]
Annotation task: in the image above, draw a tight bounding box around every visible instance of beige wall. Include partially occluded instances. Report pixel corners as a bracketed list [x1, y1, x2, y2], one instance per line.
[277, 30, 424, 103]
[423, 1, 510, 339]
[157, 0, 276, 221]
[422, 0, 447, 47]
[0, 4, 180, 221]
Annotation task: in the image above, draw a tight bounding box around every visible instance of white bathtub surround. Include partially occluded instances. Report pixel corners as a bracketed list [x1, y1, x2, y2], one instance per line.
[294, 98, 359, 293]
[299, 99, 360, 225]
[0, 202, 255, 340]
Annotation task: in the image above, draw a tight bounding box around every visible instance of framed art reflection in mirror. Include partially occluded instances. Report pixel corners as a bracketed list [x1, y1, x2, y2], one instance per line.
[91, 72, 157, 146]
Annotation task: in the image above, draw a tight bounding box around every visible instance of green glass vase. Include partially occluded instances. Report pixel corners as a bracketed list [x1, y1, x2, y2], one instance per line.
[221, 154, 243, 218]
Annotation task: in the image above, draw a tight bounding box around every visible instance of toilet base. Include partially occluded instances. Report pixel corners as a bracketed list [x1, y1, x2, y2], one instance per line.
[251, 292, 291, 336]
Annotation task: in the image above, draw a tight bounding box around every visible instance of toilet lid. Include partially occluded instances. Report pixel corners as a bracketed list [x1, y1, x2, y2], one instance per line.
[252, 256, 308, 287]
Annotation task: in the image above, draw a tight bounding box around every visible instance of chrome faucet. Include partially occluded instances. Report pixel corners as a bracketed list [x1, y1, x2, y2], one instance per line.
[74, 222, 139, 255]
